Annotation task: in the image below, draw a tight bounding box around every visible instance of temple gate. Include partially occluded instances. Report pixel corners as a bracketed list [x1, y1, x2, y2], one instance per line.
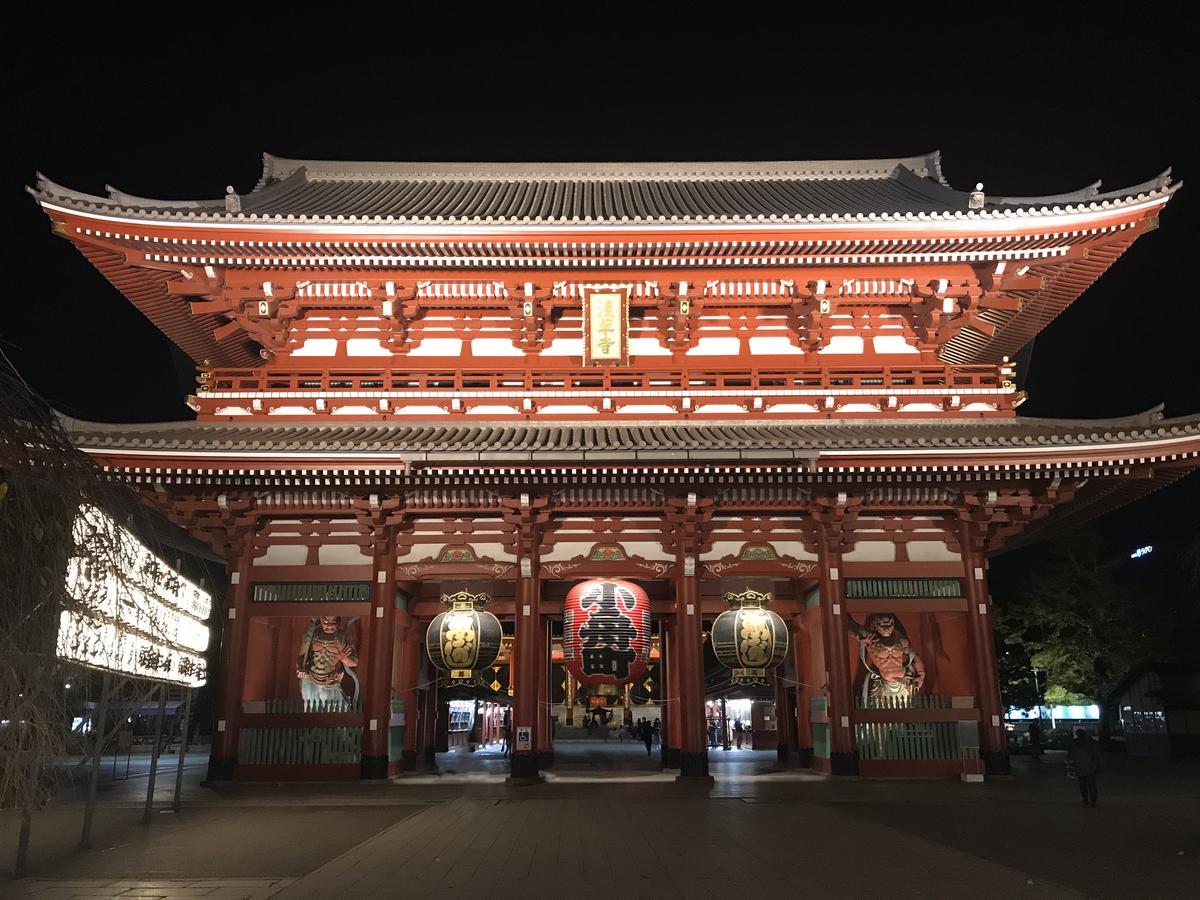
[30, 152, 1200, 780]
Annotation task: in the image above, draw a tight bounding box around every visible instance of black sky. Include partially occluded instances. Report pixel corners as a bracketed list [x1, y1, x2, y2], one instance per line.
[4, 7, 1198, 553]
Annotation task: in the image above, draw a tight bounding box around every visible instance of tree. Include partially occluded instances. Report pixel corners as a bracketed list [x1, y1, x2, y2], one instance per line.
[0, 364, 162, 876]
[993, 529, 1167, 710]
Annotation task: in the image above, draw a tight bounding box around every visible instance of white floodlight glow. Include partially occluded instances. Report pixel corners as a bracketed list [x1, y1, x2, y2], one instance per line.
[1130, 545, 1153, 559]
[57, 505, 211, 686]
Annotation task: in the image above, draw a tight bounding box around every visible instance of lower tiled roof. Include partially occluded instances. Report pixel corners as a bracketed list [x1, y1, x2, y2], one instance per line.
[60, 409, 1200, 463]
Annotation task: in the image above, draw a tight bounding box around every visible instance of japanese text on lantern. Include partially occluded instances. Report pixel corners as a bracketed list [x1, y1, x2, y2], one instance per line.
[578, 582, 638, 679]
[443, 612, 477, 666]
[584, 289, 626, 364]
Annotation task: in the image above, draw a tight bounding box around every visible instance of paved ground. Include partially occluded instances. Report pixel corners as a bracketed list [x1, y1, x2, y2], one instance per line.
[2, 744, 1197, 898]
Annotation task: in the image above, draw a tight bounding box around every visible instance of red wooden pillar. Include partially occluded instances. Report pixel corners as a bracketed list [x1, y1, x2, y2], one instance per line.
[207, 535, 255, 782]
[773, 673, 792, 764]
[792, 614, 814, 767]
[816, 523, 858, 775]
[436, 699, 450, 753]
[675, 556, 710, 779]
[959, 521, 1010, 775]
[511, 563, 542, 781]
[536, 617, 553, 768]
[421, 679, 438, 767]
[398, 616, 421, 771]
[361, 528, 398, 778]
[662, 619, 681, 769]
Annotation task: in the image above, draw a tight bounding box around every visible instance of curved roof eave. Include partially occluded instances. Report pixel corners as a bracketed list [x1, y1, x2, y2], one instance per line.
[30, 156, 1176, 229]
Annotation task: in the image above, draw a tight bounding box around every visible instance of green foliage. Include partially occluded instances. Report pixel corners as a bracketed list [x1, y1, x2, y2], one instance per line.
[994, 529, 1166, 706]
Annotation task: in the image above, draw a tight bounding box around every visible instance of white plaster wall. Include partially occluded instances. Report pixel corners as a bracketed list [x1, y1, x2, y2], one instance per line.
[318, 545, 373, 566]
[841, 541, 897, 562]
[904, 541, 962, 562]
[253, 545, 309, 567]
[346, 338, 391, 356]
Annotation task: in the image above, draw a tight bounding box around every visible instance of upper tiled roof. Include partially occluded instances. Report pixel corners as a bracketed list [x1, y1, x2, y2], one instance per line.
[60, 407, 1200, 464]
[31, 152, 1177, 226]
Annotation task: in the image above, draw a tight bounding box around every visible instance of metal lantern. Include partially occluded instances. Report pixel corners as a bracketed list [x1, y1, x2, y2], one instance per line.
[426, 587, 503, 686]
[562, 578, 651, 686]
[711, 585, 788, 685]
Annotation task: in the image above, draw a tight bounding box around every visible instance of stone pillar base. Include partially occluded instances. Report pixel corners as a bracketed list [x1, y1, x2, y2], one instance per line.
[508, 751, 542, 784]
[677, 750, 710, 779]
[206, 755, 236, 783]
[360, 754, 388, 779]
[830, 751, 860, 776]
[984, 751, 1011, 776]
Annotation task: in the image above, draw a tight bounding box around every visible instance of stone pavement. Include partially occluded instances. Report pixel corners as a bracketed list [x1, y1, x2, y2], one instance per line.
[2, 745, 1198, 898]
[6, 877, 293, 898]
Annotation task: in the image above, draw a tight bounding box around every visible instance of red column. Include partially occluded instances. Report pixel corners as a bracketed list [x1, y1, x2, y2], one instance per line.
[511, 564, 542, 781]
[536, 617, 553, 767]
[398, 617, 421, 771]
[207, 536, 254, 782]
[792, 615, 814, 766]
[773, 673, 791, 764]
[816, 523, 858, 775]
[675, 557, 710, 779]
[662, 620, 681, 769]
[361, 529, 398, 778]
[420, 679, 438, 766]
[959, 522, 1010, 775]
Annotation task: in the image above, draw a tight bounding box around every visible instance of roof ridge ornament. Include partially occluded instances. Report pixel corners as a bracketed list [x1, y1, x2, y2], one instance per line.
[224, 185, 241, 213]
[969, 183, 986, 210]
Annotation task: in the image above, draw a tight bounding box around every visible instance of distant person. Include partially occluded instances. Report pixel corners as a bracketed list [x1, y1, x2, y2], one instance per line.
[640, 718, 653, 756]
[734, 720, 744, 749]
[708, 720, 718, 749]
[1028, 721, 1044, 763]
[1068, 728, 1101, 808]
[652, 718, 661, 747]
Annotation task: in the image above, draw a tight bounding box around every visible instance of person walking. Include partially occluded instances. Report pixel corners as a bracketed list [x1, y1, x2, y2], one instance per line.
[640, 718, 653, 757]
[708, 719, 718, 749]
[1068, 727, 1101, 807]
[733, 719, 744, 749]
[652, 718, 661, 747]
[1028, 720, 1044, 763]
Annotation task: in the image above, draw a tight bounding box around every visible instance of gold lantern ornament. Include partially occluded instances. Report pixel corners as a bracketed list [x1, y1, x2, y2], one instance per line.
[710, 584, 788, 685]
[426, 586, 503, 687]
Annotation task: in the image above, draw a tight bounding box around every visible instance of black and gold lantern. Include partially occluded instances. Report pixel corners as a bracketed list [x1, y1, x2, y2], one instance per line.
[711, 581, 788, 685]
[426, 584, 503, 687]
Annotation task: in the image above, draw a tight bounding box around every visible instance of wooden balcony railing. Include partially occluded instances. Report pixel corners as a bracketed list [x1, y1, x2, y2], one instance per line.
[193, 362, 1017, 421]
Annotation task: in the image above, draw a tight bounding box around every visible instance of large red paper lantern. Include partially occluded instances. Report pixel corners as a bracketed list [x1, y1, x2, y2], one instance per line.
[562, 579, 651, 685]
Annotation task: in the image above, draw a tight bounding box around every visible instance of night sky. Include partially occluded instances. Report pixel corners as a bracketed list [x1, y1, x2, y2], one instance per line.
[5, 9, 1198, 555]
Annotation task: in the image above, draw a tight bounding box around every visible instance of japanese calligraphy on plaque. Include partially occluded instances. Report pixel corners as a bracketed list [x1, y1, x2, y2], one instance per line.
[582, 287, 629, 366]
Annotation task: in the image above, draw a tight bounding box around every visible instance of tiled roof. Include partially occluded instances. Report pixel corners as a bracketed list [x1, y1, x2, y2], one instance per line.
[30, 153, 1177, 226]
[61, 408, 1200, 463]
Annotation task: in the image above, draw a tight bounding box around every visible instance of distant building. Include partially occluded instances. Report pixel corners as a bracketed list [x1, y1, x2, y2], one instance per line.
[1110, 664, 1200, 757]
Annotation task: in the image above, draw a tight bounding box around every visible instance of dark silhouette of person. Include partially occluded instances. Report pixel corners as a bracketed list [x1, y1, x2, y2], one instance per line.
[1068, 727, 1101, 807]
[640, 718, 653, 756]
[708, 720, 718, 749]
[734, 719, 745, 749]
[1028, 720, 1043, 762]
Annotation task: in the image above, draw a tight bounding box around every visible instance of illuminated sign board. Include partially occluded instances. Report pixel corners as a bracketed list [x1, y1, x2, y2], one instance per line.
[57, 505, 211, 686]
[1129, 545, 1153, 559]
[582, 287, 629, 366]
